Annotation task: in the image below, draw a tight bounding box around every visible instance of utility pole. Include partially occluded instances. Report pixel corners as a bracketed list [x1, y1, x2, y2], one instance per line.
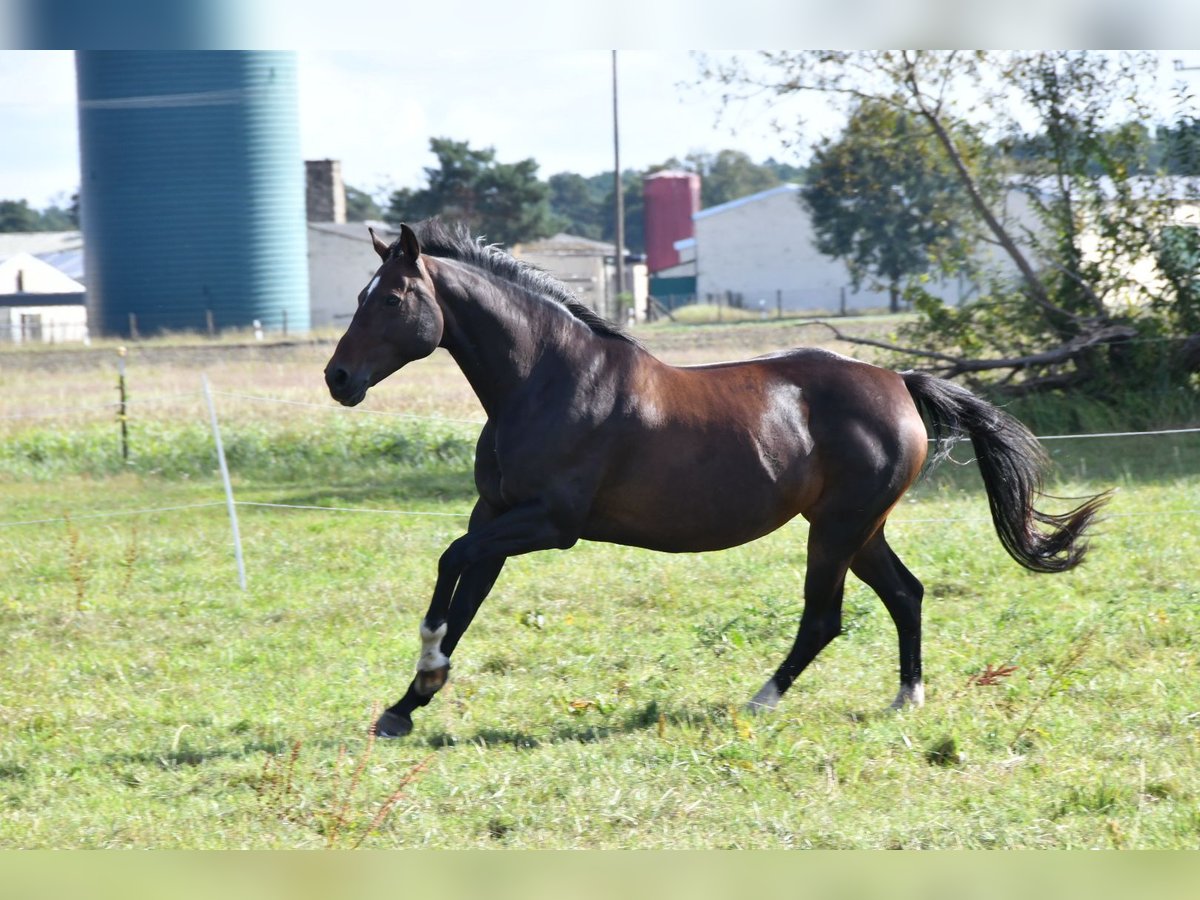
[612, 50, 625, 320]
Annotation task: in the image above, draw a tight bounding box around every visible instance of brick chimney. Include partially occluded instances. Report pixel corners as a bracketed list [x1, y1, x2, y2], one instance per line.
[305, 159, 346, 223]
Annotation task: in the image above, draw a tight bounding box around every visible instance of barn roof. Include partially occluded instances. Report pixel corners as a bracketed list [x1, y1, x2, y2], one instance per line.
[692, 184, 800, 221]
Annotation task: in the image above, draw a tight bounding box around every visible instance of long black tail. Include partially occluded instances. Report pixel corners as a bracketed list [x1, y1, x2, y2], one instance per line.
[902, 371, 1109, 573]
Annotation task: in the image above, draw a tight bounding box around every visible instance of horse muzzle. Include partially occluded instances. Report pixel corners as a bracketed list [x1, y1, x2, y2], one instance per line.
[324, 364, 369, 407]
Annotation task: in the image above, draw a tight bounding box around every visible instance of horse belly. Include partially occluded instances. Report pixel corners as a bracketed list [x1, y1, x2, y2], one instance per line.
[585, 435, 816, 553]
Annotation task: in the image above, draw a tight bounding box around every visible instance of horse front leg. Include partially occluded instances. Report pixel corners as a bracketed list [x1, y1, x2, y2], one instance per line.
[375, 556, 505, 737]
[375, 500, 579, 737]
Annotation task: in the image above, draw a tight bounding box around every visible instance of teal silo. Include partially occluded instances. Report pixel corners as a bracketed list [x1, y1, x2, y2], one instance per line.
[76, 51, 310, 336]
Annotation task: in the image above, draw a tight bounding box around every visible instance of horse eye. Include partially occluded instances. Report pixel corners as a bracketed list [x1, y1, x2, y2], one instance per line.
[385, 293, 402, 307]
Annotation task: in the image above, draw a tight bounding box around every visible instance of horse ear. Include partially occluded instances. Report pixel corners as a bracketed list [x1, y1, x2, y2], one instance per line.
[399, 223, 421, 262]
[369, 227, 391, 262]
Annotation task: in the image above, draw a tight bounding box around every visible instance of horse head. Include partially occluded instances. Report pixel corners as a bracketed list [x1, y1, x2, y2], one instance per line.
[324, 223, 445, 406]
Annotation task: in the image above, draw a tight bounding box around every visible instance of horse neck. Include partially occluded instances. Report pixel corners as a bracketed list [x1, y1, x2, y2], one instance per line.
[427, 256, 594, 415]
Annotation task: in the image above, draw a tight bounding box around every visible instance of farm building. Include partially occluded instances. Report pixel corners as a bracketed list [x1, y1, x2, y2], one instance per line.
[4, 219, 649, 337]
[690, 184, 901, 314]
[644, 169, 702, 275]
[308, 220, 395, 330]
[0, 231, 88, 344]
[682, 179, 1200, 316]
[510, 233, 648, 324]
[306, 161, 650, 328]
[75, 51, 310, 338]
[643, 170, 702, 310]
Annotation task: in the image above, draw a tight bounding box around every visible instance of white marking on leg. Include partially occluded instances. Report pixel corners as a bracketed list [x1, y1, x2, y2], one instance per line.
[746, 679, 782, 714]
[417, 621, 448, 672]
[889, 680, 925, 710]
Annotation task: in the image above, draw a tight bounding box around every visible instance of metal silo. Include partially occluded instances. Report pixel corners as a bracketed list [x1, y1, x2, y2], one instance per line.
[76, 51, 309, 336]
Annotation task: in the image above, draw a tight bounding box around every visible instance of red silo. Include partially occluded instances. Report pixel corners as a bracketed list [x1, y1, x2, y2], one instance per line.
[643, 170, 701, 273]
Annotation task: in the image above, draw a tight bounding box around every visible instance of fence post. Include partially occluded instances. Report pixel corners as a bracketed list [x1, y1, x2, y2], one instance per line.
[776, 289, 783, 320]
[202, 374, 247, 591]
[281, 309, 288, 337]
[128, 313, 140, 341]
[206, 310, 215, 338]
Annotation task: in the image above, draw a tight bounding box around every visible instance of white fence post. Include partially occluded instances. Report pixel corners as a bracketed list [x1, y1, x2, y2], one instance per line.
[202, 374, 247, 591]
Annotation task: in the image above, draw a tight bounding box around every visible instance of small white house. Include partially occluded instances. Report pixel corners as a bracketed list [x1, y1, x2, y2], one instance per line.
[307, 221, 394, 330]
[510, 233, 648, 323]
[0, 251, 88, 344]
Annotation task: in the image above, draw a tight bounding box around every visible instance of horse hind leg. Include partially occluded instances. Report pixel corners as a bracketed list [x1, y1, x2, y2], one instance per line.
[849, 528, 925, 710]
[746, 516, 865, 713]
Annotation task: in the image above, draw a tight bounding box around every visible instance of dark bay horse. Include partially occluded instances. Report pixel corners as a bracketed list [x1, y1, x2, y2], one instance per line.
[324, 219, 1107, 738]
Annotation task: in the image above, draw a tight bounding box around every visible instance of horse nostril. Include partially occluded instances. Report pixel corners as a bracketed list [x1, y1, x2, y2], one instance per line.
[327, 366, 350, 389]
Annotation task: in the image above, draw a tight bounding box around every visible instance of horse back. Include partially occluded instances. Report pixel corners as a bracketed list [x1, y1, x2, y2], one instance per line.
[578, 346, 928, 551]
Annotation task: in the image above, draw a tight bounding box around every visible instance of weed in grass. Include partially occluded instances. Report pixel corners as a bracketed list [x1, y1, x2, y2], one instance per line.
[257, 739, 303, 820]
[62, 512, 89, 612]
[1011, 624, 1099, 747]
[970, 664, 1018, 686]
[119, 522, 139, 595]
[256, 707, 433, 848]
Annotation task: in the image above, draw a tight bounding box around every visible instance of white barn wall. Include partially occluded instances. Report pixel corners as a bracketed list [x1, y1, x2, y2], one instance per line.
[308, 222, 391, 330]
[693, 186, 887, 313]
[0, 252, 88, 343]
[0, 304, 88, 343]
[692, 185, 978, 313]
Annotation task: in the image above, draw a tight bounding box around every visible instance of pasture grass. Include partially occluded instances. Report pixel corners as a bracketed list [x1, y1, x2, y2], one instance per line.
[0, 458, 1196, 847]
[0, 328, 1197, 848]
[663, 304, 895, 326]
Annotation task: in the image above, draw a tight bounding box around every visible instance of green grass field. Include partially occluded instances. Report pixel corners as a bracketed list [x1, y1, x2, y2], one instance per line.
[1, 324, 1197, 848]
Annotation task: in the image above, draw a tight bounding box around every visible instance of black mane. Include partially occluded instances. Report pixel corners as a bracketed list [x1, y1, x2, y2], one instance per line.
[393, 218, 638, 345]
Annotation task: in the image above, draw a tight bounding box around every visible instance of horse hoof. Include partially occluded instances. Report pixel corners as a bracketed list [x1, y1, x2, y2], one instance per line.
[888, 682, 925, 711]
[374, 711, 413, 738]
[745, 679, 782, 715]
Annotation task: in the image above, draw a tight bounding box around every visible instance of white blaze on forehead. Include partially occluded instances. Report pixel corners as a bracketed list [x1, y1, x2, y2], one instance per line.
[365, 275, 381, 298]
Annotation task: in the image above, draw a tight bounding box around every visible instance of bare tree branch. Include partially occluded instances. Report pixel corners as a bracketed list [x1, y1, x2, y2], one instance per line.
[795, 320, 1136, 379]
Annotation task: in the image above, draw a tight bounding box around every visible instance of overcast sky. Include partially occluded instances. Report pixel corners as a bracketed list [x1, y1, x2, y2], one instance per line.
[1, 48, 1196, 210]
[0, 50, 837, 210]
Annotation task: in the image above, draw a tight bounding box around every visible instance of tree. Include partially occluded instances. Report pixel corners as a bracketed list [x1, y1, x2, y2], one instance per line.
[37, 203, 76, 231]
[547, 172, 605, 240]
[655, 150, 795, 207]
[690, 150, 782, 207]
[800, 99, 978, 312]
[762, 156, 806, 184]
[0, 199, 43, 232]
[385, 138, 557, 246]
[601, 169, 645, 255]
[0, 194, 79, 232]
[705, 51, 1200, 401]
[344, 185, 382, 222]
[1155, 117, 1200, 175]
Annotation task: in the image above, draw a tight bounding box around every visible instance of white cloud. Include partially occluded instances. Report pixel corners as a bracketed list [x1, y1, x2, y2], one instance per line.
[0, 51, 79, 207]
[4, 48, 1194, 211]
[295, 50, 818, 201]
